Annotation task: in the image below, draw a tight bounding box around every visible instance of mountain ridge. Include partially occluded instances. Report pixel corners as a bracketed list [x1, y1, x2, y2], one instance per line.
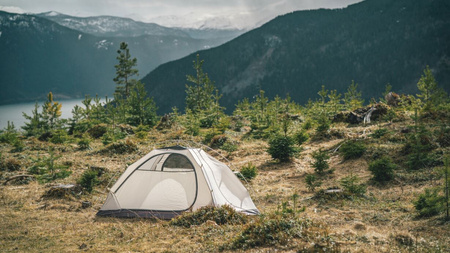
[142, 0, 450, 114]
[0, 10, 242, 105]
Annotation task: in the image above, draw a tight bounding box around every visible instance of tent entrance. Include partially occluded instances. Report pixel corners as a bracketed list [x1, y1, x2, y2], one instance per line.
[114, 153, 198, 212]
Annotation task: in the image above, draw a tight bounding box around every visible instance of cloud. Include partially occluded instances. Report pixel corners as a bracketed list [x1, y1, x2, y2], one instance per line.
[0, 6, 26, 14]
[0, 0, 363, 28]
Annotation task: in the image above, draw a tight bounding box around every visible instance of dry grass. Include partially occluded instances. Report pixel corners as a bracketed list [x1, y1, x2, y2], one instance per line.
[0, 122, 449, 252]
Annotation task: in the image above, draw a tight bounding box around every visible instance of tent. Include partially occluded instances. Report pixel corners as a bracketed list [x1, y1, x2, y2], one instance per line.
[97, 146, 260, 219]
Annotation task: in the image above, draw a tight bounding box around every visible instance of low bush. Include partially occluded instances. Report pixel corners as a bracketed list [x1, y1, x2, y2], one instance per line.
[27, 150, 72, 183]
[368, 156, 396, 183]
[0, 157, 21, 171]
[267, 135, 298, 162]
[339, 140, 366, 160]
[78, 169, 99, 193]
[238, 163, 258, 181]
[169, 205, 248, 228]
[104, 139, 138, 154]
[78, 134, 92, 150]
[49, 129, 70, 144]
[311, 149, 331, 175]
[221, 141, 238, 153]
[370, 128, 389, 139]
[340, 174, 366, 196]
[87, 124, 108, 139]
[293, 130, 309, 146]
[413, 188, 444, 217]
[305, 174, 321, 192]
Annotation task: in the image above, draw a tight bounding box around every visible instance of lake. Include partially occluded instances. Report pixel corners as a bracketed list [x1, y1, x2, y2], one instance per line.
[0, 99, 105, 130]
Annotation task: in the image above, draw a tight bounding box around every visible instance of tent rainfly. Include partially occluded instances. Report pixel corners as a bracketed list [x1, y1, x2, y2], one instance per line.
[97, 146, 260, 219]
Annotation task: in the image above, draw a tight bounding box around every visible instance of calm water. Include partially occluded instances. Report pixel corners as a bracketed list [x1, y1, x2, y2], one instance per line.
[0, 99, 105, 130]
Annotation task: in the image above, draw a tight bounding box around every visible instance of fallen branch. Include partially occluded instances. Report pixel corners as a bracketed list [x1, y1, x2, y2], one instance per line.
[3, 174, 35, 185]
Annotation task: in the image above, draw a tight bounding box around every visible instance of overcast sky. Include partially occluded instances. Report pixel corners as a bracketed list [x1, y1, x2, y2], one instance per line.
[0, 0, 363, 28]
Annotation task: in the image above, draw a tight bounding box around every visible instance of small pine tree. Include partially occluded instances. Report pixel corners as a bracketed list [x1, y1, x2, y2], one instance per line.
[416, 65, 447, 112]
[267, 135, 297, 162]
[368, 156, 396, 183]
[127, 81, 158, 126]
[22, 102, 45, 137]
[42, 92, 62, 130]
[185, 54, 216, 114]
[344, 81, 364, 110]
[114, 42, 138, 98]
[311, 149, 330, 175]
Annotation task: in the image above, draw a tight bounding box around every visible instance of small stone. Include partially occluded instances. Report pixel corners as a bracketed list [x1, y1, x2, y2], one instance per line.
[79, 243, 87, 250]
[81, 201, 92, 209]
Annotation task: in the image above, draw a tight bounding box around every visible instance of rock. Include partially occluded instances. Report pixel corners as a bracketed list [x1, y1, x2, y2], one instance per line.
[394, 233, 414, 246]
[353, 222, 367, 230]
[385, 92, 400, 107]
[42, 184, 83, 199]
[81, 201, 92, 209]
[204, 220, 218, 226]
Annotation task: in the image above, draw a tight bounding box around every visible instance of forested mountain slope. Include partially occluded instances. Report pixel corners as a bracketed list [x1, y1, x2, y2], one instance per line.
[142, 0, 450, 113]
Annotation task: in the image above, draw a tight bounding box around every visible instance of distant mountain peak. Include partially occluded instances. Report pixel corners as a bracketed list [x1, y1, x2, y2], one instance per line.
[41, 11, 63, 17]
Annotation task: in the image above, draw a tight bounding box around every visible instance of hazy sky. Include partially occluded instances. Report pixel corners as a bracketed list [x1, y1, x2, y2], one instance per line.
[0, 0, 363, 27]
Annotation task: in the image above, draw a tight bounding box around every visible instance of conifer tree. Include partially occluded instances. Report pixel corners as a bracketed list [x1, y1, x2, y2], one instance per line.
[185, 54, 216, 114]
[114, 42, 138, 98]
[127, 81, 158, 126]
[42, 92, 62, 130]
[417, 65, 447, 111]
[22, 102, 44, 136]
[344, 81, 364, 110]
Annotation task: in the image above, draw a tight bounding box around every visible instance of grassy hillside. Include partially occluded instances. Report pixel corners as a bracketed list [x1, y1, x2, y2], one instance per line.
[1, 88, 449, 252]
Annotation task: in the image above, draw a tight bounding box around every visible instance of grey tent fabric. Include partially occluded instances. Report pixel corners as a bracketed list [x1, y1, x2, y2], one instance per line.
[97, 146, 259, 219]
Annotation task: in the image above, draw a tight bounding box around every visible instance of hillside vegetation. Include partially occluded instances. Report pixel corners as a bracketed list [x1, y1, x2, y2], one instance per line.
[143, 0, 450, 113]
[1, 58, 449, 251]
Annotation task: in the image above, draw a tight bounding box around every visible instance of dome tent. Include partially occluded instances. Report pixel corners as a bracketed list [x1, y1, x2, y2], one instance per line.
[97, 146, 259, 219]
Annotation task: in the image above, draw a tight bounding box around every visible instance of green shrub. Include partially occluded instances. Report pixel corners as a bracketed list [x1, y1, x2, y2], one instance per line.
[267, 135, 298, 162]
[238, 163, 258, 181]
[134, 124, 150, 139]
[27, 150, 72, 183]
[293, 130, 309, 146]
[105, 139, 138, 154]
[340, 174, 366, 196]
[221, 141, 238, 153]
[436, 126, 450, 147]
[368, 156, 396, 183]
[169, 205, 247, 228]
[315, 113, 330, 135]
[311, 149, 330, 174]
[209, 134, 227, 148]
[101, 128, 126, 146]
[49, 129, 69, 144]
[413, 188, 444, 217]
[78, 169, 99, 193]
[78, 134, 92, 150]
[0, 122, 20, 145]
[87, 124, 108, 139]
[0, 157, 21, 172]
[370, 128, 389, 139]
[340, 140, 366, 160]
[305, 174, 321, 192]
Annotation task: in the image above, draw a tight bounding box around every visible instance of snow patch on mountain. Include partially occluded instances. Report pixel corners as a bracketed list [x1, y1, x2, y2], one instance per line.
[45, 11, 61, 17]
[95, 40, 113, 50]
